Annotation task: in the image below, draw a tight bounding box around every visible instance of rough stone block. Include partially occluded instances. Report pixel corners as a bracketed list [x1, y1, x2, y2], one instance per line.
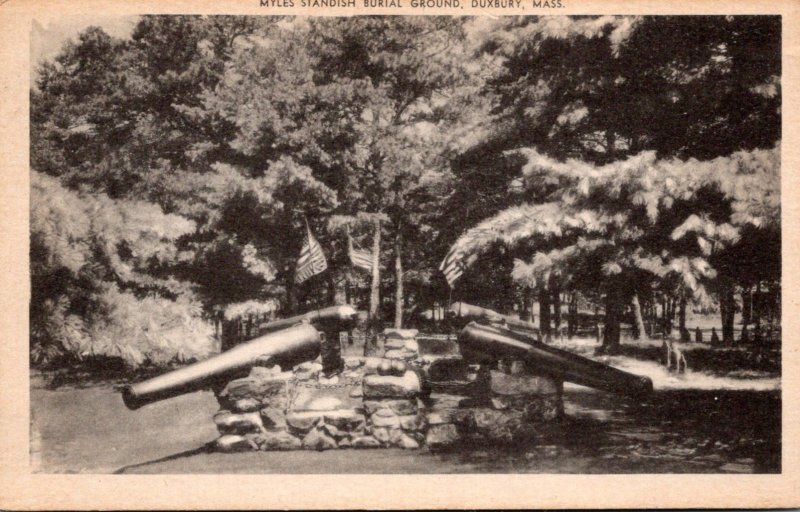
[294, 361, 323, 381]
[489, 370, 559, 396]
[302, 428, 337, 451]
[323, 410, 366, 431]
[215, 434, 256, 452]
[260, 407, 287, 430]
[383, 339, 406, 350]
[337, 437, 352, 449]
[255, 430, 301, 451]
[231, 398, 261, 413]
[398, 433, 420, 449]
[384, 328, 418, 340]
[371, 426, 391, 444]
[404, 339, 419, 352]
[286, 411, 324, 433]
[363, 399, 418, 416]
[220, 372, 292, 402]
[214, 411, 264, 434]
[363, 371, 421, 399]
[370, 409, 400, 428]
[362, 357, 385, 375]
[352, 435, 381, 449]
[399, 413, 426, 432]
[344, 357, 365, 370]
[250, 365, 283, 378]
[425, 424, 460, 450]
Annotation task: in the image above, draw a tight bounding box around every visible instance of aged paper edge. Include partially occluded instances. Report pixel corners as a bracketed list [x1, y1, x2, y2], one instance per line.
[1, 0, 798, 509]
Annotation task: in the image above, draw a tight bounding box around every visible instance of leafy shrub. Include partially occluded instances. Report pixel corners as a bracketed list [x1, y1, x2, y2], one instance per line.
[30, 171, 214, 368]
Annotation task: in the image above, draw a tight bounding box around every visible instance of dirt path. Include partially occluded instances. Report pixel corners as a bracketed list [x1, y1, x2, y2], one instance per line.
[31, 380, 779, 474]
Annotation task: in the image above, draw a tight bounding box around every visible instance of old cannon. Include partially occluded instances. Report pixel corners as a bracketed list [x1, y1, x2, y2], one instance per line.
[258, 305, 359, 335]
[458, 322, 653, 397]
[122, 323, 321, 410]
[448, 302, 540, 338]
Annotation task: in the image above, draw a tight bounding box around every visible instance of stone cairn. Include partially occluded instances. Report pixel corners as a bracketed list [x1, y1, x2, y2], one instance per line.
[211, 327, 562, 452]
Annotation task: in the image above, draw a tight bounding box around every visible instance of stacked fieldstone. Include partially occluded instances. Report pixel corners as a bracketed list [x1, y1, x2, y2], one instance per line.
[210, 330, 564, 453]
[422, 358, 563, 449]
[214, 365, 297, 452]
[382, 328, 420, 362]
[361, 369, 426, 448]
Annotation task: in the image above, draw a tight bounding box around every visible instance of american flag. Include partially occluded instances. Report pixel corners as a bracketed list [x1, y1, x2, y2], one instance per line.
[439, 245, 470, 288]
[295, 223, 327, 284]
[347, 231, 373, 272]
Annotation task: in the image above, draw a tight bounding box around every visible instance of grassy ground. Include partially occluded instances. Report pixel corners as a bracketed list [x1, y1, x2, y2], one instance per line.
[30, 343, 780, 474]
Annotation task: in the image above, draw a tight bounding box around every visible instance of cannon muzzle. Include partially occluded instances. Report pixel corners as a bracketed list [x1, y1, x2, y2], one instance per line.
[449, 302, 540, 338]
[122, 323, 321, 410]
[258, 305, 359, 335]
[458, 322, 652, 397]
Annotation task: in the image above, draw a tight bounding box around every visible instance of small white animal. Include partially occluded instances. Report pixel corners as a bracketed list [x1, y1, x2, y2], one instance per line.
[663, 338, 688, 373]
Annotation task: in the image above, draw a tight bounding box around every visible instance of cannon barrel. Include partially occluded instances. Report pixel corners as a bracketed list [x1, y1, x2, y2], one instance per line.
[258, 305, 359, 335]
[449, 302, 539, 337]
[458, 322, 652, 397]
[122, 323, 321, 410]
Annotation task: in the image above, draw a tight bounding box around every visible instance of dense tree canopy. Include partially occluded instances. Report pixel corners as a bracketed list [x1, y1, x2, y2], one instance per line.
[31, 15, 780, 367]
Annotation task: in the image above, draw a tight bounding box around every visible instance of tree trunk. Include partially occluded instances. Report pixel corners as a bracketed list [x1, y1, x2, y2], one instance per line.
[365, 218, 382, 356]
[631, 293, 646, 340]
[754, 280, 762, 341]
[551, 285, 562, 333]
[678, 293, 687, 332]
[394, 228, 403, 329]
[539, 287, 551, 338]
[567, 292, 578, 339]
[521, 289, 532, 322]
[719, 278, 736, 344]
[600, 283, 623, 354]
[742, 285, 752, 326]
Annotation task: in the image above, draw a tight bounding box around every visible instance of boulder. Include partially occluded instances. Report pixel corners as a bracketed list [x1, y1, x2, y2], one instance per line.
[302, 428, 338, 451]
[256, 431, 301, 451]
[425, 424, 460, 450]
[352, 435, 381, 449]
[349, 387, 363, 398]
[489, 370, 559, 396]
[215, 434, 256, 453]
[337, 437, 352, 449]
[363, 371, 421, 399]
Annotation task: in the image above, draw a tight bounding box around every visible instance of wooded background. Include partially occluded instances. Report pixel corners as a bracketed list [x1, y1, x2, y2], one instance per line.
[30, 15, 780, 368]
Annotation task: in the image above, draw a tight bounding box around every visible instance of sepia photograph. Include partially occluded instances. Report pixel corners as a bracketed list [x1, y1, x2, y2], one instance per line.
[25, 13, 783, 478]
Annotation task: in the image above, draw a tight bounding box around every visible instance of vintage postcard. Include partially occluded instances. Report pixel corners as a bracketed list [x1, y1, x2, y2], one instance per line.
[0, 0, 798, 509]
